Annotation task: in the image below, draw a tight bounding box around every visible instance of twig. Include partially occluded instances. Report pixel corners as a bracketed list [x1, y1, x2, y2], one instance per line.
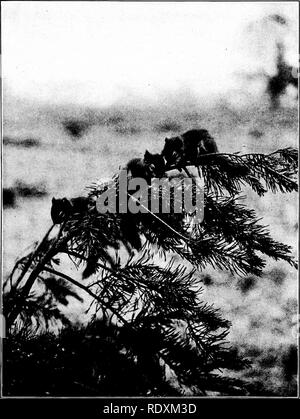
[62, 251, 149, 291]
[6, 224, 69, 329]
[42, 267, 135, 330]
[127, 192, 193, 243]
[9, 224, 56, 292]
[262, 165, 298, 186]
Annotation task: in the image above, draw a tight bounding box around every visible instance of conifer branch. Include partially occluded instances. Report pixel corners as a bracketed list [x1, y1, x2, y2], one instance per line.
[43, 267, 134, 330]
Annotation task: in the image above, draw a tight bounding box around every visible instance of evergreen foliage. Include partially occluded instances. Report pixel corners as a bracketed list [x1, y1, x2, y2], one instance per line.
[3, 146, 298, 396]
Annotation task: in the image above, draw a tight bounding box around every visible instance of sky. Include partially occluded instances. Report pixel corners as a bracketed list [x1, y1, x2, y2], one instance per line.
[2, 1, 298, 106]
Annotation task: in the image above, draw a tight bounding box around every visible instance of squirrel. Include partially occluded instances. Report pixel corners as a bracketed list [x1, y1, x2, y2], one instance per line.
[162, 129, 218, 169]
[51, 196, 91, 224]
[126, 150, 166, 183]
[162, 129, 249, 178]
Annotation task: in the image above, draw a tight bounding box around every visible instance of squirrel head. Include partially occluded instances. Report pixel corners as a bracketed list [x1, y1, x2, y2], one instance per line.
[144, 150, 166, 178]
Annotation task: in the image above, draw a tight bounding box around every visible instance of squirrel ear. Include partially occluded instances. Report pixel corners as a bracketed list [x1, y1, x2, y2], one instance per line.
[144, 150, 151, 158]
[52, 197, 56, 203]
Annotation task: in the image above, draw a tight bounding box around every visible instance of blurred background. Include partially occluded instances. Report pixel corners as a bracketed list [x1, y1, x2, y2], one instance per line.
[2, 2, 298, 395]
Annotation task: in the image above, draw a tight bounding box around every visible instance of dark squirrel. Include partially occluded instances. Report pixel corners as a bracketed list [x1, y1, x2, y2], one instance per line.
[51, 196, 91, 224]
[126, 150, 166, 182]
[162, 129, 218, 169]
[162, 129, 248, 177]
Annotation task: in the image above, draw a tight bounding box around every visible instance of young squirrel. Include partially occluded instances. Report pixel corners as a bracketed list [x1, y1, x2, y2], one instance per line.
[162, 129, 218, 169]
[51, 196, 91, 224]
[126, 150, 166, 182]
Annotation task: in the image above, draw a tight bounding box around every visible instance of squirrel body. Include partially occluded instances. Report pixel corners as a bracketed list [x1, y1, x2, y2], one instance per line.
[126, 150, 166, 182]
[162, 129, 218, 169]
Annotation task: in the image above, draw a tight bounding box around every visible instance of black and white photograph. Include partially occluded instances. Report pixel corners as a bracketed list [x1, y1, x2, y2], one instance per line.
[1, 1, 299, 400]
